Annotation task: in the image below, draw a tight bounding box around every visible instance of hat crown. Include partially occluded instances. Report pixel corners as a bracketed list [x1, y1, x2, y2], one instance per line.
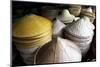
[87, 7, 93, 13]
[13, 14, 52, 37]
[65, 16, 94, 37]
[58, 9, 75, 23]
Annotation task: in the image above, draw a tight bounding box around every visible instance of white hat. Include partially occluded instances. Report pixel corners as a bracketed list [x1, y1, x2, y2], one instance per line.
[65, 16, 95, 38]
[58, 9, 75, 23]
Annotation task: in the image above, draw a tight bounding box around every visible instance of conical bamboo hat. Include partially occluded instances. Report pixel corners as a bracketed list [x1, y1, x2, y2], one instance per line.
[81, 7, 95, 18]
[65, 16, 95, 38]
[12, 14, 52, 37]
[35, 37, 81, 64]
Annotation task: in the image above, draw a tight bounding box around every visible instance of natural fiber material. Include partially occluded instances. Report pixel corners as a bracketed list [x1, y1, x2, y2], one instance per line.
[35, 37, 81, 64]
[81, 7, 95, 18]
[81, 7, 95, 23]
[14, 37, 51, 48]
[12, 14, 52, 64]
[53, 18, 66, 37]
[64, 16, 95, 56]
[13, 14, 52, 37]
[65, 16, 95, 38]
[13, 14, 52, 48]
[13, 32, 51, 43]
[58, 9, 75, 23]
[68, 5, 81, 16]
[64, 30, 94, 56]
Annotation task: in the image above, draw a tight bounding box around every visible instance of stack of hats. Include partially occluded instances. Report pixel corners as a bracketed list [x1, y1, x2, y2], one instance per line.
[68, 5, 82, 16]
[80, 7, 95, 23]
[12, 14, 52, 64]
[64, 16, 95, 56]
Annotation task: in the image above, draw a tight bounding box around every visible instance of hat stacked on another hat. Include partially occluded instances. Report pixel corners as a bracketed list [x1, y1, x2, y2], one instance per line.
[12, 14, 52, 64]
[80, 7, 95, 23]
[68, 5, 82, 16]
[64, 16, 95, 56]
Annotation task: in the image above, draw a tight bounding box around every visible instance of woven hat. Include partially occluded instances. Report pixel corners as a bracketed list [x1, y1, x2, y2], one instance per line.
[65, 16, 95, 38]
[81, 7, 95, 23]
[68, 5, 81, 16]
[58, 9, 75, 23]
[35, 37, 81, 64]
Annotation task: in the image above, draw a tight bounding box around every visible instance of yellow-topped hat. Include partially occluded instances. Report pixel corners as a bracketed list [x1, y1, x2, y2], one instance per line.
[13, 31, 52, 43]
[15, 35, 52, 48]
[12, 14, 52, 37]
